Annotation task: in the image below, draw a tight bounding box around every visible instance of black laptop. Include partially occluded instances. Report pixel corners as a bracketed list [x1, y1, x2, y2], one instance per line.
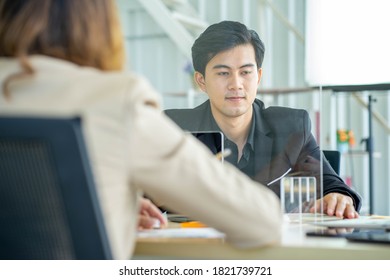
[166, 131, 226, 220]
[189, 131, 226, 163]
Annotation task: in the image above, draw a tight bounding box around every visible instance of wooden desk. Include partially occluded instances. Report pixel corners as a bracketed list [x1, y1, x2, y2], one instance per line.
[134, 220, 390, 260]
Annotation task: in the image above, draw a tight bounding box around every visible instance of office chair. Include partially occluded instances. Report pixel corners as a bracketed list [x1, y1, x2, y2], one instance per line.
[323, 150, 341, 175]
[0, 116, 112, 259]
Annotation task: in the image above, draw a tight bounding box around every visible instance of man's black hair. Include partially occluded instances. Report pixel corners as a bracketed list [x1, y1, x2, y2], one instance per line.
[191, 20, 265, 76]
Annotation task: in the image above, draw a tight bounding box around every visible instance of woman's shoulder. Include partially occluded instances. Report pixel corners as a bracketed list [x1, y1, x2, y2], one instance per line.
[33, 55, 161, 105]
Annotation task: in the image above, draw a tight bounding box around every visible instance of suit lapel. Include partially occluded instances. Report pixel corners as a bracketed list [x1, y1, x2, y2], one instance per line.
[253, 100, 292, 183]
[196, 101, 223, 132]
[252, 100, 274, 183]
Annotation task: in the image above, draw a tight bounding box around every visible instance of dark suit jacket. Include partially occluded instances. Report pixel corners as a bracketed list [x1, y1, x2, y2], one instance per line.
[165, 99, 362, 211]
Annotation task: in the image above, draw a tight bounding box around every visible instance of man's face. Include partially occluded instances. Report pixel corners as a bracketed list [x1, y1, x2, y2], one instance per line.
[195, 44, 262, 121]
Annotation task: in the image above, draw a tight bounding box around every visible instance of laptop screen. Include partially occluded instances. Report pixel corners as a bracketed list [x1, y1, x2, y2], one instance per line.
[188, 131, 226, 163]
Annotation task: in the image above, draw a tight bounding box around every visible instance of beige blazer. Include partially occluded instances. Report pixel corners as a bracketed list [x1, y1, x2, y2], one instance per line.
[0, 56, 282, 259]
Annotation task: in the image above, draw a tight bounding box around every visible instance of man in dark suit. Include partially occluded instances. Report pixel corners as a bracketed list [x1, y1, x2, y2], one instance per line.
[165, 21, 361, 218]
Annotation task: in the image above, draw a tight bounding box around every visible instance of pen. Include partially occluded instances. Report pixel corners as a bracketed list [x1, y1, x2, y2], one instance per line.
[267, 167, 292, 186]
[215, 148, 232, 160]
[153, 211, 167, 229]
[180, 221, 207, 228]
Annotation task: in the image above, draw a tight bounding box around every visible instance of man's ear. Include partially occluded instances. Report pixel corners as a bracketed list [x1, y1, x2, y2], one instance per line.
[257, 68, 263, 85]
[194, 71, 206, 92]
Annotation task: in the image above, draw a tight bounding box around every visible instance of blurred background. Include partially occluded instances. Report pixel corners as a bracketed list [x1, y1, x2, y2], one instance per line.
[116, 0, 390, 215]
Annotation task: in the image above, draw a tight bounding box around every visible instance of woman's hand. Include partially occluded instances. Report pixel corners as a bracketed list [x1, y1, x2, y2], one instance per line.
[138, 198, 168, 229]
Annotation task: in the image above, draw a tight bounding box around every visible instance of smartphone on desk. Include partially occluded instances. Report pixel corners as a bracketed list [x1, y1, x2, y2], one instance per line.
[306, 228, 356, 238]
[346, 231, 390, 244]
[306, 228, 385, 238]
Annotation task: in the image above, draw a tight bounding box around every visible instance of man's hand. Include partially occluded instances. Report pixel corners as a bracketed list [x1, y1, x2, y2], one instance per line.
[138, 198, 168, 230]
[310, 193, 359, 219]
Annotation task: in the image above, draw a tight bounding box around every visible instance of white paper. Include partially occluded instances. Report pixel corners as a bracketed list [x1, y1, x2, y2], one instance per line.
[137, 228, 225, 239]
[312, 216, 390, 229]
